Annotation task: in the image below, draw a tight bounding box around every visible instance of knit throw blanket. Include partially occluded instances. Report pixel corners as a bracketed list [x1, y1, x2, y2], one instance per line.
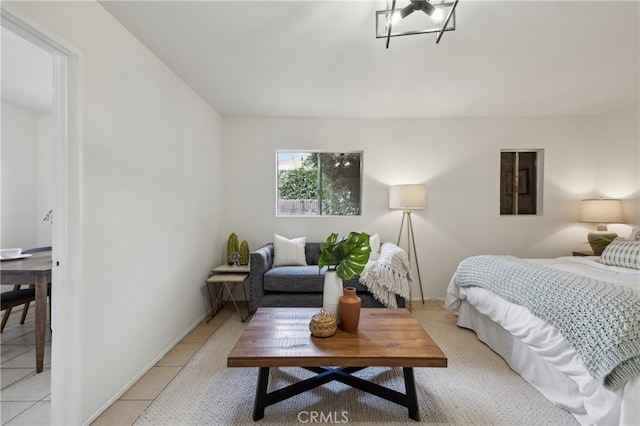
[454, 255, 640, 390]
[359, 243, 411, 308]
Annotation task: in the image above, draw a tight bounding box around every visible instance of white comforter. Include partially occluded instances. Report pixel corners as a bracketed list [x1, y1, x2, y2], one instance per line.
[445, 256, 640, 426]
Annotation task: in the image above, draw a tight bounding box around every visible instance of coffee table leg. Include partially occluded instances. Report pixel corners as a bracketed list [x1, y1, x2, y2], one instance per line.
[253, 367, 270, 421]
[403, 367, 420, 421]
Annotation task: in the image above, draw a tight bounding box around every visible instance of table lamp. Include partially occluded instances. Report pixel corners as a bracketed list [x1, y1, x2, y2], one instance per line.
[578, 198, 625, 255]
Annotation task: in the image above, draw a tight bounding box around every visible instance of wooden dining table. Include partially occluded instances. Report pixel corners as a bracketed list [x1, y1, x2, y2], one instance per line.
[1, 250, 52, 373]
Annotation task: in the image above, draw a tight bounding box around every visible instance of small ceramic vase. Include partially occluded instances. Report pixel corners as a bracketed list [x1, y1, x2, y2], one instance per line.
[338, 287, 361, 332]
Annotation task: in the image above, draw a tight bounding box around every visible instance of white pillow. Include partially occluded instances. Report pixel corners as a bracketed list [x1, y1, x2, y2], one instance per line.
[598, 238, 640, 270]
[627, 227, 640, 242]
[273, 234, 307, 266]
[369, 233, 381, 261]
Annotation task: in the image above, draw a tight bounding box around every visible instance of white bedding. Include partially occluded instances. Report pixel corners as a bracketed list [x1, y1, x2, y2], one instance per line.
[445, 256, 640, 426]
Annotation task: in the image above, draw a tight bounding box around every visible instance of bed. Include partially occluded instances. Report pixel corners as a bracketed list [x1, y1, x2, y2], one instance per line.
[444, 236, 640, 426]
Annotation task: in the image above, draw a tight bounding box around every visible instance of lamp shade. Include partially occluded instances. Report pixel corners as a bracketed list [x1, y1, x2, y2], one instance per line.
[389, 184, 426, 210]
[578, 199, 625, 223]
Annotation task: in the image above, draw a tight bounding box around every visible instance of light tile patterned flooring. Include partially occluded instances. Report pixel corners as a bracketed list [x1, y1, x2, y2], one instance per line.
[0, 303, 52, 425]
[91, 306, 234, 426]
[1, 300, 441, 425]
[1, 302, 233, 426]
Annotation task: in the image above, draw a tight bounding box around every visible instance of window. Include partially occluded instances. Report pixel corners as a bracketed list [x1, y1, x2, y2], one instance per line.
[276, 151, 362, 216]
[500, 150, 543, 215]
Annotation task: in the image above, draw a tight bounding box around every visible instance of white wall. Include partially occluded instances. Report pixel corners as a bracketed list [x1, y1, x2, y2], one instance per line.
[222, 114, 638, 300]
[593, 102, 640, 231]
[1, 102, 52, 249]
[36, 114, 53, 247]
[5, 2, 638, 422]
[6, 1, 224, 423]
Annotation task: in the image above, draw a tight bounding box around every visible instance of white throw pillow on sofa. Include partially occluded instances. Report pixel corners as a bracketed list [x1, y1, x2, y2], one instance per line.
[369, 233, 381, 261]
[273, 234, 307, 266]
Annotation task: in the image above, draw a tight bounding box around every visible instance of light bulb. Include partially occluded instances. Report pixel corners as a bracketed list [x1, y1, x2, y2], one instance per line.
[389, 11, 402, 26]
[431, 8, 445, 24]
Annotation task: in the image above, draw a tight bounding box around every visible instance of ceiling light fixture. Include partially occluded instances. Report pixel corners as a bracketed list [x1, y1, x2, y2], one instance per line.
[376, 0, 459, 48]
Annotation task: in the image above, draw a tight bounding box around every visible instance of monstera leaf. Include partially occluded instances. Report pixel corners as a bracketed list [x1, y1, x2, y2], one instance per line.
[318, 232, 371, 281]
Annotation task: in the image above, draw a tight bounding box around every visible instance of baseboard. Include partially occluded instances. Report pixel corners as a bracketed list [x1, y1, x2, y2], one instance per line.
[84, 311, 208, 425]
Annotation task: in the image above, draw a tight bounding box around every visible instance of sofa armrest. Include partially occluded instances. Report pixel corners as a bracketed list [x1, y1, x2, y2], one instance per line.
[249, 243, 274, 313]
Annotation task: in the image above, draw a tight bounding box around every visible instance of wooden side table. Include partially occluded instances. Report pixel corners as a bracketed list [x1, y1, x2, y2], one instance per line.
[572, 250, 596, 257]
[206, 264, 250, 322]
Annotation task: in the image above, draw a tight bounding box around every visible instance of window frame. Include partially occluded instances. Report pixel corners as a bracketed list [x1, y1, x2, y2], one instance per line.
[500, 149, 544, 216]
[275, 150, 364, 217]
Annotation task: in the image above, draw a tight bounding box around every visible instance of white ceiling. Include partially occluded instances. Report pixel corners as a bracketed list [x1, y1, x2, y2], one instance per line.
[3, 1, 638, 118]
[1, 27, 53, 114]
[100, 0, 639, 118]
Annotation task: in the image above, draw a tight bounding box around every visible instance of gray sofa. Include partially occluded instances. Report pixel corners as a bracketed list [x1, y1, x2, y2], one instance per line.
[249, 242, 405, 313]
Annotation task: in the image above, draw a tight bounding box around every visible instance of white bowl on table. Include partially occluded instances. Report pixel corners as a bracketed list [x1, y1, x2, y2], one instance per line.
[0, 248, 23, 259]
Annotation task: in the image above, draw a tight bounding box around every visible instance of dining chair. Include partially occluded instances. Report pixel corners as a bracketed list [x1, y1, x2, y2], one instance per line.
[1, 286, 36, 332]
[0, 246, 52, 333]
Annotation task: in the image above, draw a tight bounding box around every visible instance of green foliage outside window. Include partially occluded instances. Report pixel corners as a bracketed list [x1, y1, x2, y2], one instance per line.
[278, 153, 318, 201]
[277, 151, 362, 216]
[320, 153, 361, 216]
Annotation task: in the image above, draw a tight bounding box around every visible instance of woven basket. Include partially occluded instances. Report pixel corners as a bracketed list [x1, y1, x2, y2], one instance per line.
[309, 309, 337, 337]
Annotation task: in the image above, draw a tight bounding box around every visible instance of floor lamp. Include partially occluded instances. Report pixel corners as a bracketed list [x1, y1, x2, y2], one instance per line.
[389, 184, 426, 304]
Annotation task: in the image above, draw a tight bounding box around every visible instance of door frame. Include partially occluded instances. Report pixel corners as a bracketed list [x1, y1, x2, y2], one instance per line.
[2, 7, 83, 424]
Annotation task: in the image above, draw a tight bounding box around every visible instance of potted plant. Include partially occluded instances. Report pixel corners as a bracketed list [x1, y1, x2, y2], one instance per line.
[319, 232, 371, 279]
[318, 232, 371, 328]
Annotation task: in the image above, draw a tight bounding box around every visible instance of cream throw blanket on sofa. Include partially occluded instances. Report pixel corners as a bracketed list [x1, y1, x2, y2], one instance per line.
[359, 242, 411, 308]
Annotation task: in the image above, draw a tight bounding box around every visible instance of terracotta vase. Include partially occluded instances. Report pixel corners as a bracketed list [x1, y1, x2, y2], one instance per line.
[323, 270, 343, 322]
[338, 287, 361, 332]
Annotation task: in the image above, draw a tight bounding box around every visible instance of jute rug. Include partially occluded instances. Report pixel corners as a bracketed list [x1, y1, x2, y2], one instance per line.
[135, 308, 577, 425]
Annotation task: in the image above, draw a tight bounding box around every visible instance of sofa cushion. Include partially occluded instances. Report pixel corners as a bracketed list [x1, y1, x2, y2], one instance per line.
[264, 265, 371, 294]
[265, 266, 325, 292]
[305, 243, 321, 265]
[273, 234, 307, 266]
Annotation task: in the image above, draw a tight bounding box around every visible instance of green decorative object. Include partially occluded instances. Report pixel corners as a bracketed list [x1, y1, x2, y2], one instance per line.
[239, 241, 250, 265]
[318, 232, 371, 281]
[43, 209, 53, 224]
[227, 233, 239, 265]
[589, 236, 614, 256]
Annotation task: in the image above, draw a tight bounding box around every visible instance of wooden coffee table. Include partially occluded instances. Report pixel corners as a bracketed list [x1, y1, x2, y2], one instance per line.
[227, 307, 447, 421]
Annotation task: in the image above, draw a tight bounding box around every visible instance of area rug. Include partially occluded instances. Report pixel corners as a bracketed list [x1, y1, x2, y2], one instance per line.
[135, 308, 577, 425]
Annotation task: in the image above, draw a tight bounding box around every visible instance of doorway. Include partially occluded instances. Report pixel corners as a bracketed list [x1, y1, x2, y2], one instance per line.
[2, 8, 82, 425]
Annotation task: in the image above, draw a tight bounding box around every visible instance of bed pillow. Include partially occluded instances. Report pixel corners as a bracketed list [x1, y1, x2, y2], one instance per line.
[627, 227, 640, 242]
[273, 234, 307, 266]
[598, 238, 640, 270]
[369, 233, 381, 261]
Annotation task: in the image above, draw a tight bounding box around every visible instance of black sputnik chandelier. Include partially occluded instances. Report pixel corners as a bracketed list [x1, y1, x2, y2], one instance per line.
[376, 0, 459, 48]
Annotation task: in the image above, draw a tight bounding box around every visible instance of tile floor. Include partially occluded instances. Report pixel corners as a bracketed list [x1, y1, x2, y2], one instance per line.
[1, 300, 441, 425]
[91, 306, 233, 425]
[0, 302, 233, 426]
[0, 304, 52, 425]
